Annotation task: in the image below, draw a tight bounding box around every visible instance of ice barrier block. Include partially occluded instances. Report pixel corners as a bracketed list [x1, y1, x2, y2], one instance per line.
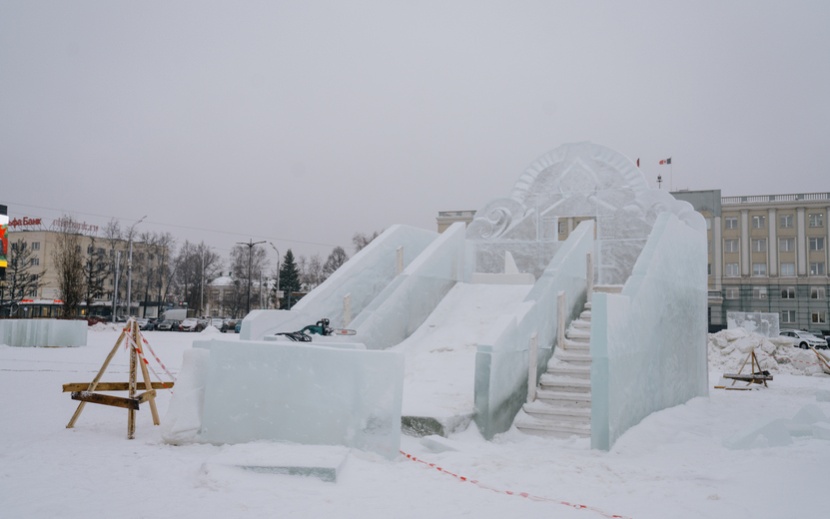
[242, 224, 438, 340]
[0, 319, 87, 347]
[161, 348, 211, 444]
[195, 339, 404, 459]
[591, 212, 709, 450]
[727, 311, 780, 338]
[474, 221, 594, 439]
[350, 222, 466, 350]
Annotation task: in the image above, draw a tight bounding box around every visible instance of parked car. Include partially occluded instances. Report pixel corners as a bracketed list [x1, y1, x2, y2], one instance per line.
[156, 319, 179, 331]
[86, 315, 108, 326]
[209, 318, 224, 330]
[179, 318, 201, 332]
[221, 318, 238, 333]
[806, 330, 830, 348]
[779, 329, 827, 349]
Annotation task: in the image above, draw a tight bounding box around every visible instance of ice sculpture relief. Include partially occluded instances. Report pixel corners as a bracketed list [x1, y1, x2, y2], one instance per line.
[467, 142, 703, 284]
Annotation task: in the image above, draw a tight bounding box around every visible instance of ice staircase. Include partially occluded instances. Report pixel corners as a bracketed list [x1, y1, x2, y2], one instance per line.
[514, 285, 621, 439]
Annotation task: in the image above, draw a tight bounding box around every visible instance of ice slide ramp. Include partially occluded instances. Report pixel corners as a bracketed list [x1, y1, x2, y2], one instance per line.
[392, 282, 534, 436]
[241, 224, 440, 340]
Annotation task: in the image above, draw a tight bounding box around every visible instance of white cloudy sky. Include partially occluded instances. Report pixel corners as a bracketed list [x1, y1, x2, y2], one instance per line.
[2, 1, 828, 264]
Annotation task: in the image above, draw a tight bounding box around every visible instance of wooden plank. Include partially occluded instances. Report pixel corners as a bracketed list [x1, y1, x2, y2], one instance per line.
[63, 382, 174, 392]
[71, 392, 140, 410]
[723, 373, 773, 382]
[135, 390, 157, 404]
[66, 330, 127, 429]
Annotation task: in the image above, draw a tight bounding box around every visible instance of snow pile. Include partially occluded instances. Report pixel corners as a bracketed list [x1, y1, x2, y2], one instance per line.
[708, 328, 827, 376]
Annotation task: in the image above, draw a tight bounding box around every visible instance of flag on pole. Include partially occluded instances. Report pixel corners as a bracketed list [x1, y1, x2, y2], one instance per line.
[636, 158, 640, 167]
[659, 157, 672, 165]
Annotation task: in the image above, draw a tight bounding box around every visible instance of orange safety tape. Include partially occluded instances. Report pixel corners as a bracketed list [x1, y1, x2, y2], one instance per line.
[400, 451, 631, 519]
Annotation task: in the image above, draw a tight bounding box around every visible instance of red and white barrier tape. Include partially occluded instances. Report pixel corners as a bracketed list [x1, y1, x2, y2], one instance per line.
[400, 451, 631, 519]
[122, 323, 176, 390]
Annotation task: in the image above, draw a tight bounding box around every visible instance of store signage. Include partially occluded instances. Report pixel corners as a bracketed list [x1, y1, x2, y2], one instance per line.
[8, 216, 43, 228]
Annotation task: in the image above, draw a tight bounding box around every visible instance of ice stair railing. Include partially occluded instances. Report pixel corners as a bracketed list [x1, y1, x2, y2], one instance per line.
[589, 211, 708, 450]
[474, 220, 595, 439]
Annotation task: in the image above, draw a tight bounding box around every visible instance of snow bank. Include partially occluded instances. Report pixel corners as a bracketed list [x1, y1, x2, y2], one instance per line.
[708, 329, 827, 376]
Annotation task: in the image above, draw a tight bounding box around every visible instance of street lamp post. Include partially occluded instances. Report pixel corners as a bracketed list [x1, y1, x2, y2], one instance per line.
[269, 242, 280, 309]
[126, 215, 147, 319]
[237, 239, 265, 315]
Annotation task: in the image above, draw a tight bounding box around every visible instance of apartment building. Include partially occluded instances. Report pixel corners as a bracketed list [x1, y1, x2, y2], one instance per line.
[2, 223, 171, 319]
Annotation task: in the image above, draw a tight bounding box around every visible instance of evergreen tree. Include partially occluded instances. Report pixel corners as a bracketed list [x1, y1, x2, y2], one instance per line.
[278, 249, 301, 309]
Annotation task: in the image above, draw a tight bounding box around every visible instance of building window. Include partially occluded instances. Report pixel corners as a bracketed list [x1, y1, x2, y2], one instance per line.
[810, 262, 826, 276]
[752, 263, 767, 276]
[752, 215, 766, 229]
[781, 287, 795, 299]
[780, 263, 795, 276]
[30, 257, 40, 266]
[809, 237, 825, 252]
[812, 287, 826, 299]
[725, 287, 739, 300]
[780, 214, 794, 228]
[779, 238, 795, 252]
[708, 263, 712, 275]
[809, 213, 824, 228]
[781, 310, 796, 324]
[27, 288, 38, 297]
[752, 239, 767, 252]
[32, 242, 41, 251]
[813, 312, 827, 325]
[725, 217, 738, 230]
[752, 287, 767, 299]
[726, 263, 740, 277]
[725, 239, 739, 253]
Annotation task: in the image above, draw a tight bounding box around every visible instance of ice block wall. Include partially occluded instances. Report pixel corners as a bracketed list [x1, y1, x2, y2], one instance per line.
[241, 224, 438, 340]
[192, 339, 404, 459]
[590, 212, 708, 450]
[0, 319, 87, 347]
[474, 221, 595, 439]
[349, 222, 466, 350]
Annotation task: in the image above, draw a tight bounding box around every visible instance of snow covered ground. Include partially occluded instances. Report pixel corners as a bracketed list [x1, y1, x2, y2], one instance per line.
[2, 324, 829, 519]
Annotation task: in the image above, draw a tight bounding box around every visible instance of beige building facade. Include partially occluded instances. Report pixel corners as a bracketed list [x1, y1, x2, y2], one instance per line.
[3, 224, 170, 319]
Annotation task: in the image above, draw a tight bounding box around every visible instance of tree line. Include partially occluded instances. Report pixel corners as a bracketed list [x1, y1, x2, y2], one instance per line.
[1, 215, 381, 319]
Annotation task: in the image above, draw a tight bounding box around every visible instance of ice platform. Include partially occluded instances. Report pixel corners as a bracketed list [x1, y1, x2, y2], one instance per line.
[202, 443, 349, 483]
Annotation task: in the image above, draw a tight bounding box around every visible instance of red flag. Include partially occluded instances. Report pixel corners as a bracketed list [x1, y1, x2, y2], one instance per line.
[636, 158, 640, 167]
[659, 157, 672, 165]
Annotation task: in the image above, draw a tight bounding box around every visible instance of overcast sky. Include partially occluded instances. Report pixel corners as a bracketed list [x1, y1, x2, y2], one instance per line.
[2, 1, 828, 267]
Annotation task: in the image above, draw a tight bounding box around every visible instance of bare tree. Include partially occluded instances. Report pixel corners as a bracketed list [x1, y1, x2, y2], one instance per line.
[1, 238, 42, 316]
[173, 241, 222, 315]
[301, 253, 324, 290]
[352, 230, 382, 253]
[322, 246, 348, 279]
[52, 216, 86, 318]
[83, 237, 109, 313]
[228, 243, 268, 313]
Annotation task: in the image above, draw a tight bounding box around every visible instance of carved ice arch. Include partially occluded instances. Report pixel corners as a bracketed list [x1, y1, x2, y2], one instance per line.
[467, 142, 703, 284]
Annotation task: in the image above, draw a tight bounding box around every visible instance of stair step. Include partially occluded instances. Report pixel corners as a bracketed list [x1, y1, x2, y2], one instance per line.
[523, 401, 591, 420]
[566, 328, 591, 341]
[546, 367, 590, 380]
[561, 339, 590, 351]
[536, 388, 591, 407]
[515, 416, 591, 438]
[540, 374, 591, 391]
[579, 310, 592, 321]
[553, 350, 592, 364]
[571, 319, 591, 330]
